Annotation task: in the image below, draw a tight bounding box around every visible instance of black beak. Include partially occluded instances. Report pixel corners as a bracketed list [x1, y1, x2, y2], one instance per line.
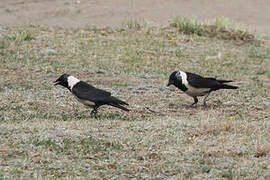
[167, 82, 172, 87]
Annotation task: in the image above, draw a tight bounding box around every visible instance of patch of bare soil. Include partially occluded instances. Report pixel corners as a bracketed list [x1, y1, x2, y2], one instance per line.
[0, 0, 269, 35]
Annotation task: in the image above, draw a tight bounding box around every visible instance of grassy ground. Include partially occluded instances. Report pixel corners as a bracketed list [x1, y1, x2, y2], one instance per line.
[0, 19, 270, 179]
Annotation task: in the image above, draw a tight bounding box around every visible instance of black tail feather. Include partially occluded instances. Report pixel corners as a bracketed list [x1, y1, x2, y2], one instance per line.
[110, 96, 129, 106]
[108, 96, 129, 111]
[117, 99, 129, 106]
[217, 80, 234, 83]
[108, 103, 130, 112]
[220, 84, 238, 89]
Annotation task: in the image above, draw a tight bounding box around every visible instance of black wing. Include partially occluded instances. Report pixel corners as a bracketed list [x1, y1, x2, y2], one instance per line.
[72, 81, 112, 103]
[186, 72, 221, 89]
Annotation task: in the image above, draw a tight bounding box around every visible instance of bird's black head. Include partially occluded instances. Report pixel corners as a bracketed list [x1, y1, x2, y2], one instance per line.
[167, 71, 182, 87]
[54, 74, 70, 88]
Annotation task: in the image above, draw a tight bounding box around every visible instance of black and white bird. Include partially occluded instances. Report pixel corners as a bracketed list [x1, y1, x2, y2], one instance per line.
[54, 74, 129, 115]
[167, 70, 238, 107]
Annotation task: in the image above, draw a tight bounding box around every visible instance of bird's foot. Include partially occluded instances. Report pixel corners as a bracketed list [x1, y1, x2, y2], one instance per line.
[187, 104, 197, 108]
[90, 110, 98, 118]
[91, 114, 99, 119]
[189, 103, 197, 108]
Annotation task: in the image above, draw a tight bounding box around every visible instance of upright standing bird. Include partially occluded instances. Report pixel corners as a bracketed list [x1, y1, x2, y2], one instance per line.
[54, 74, 129, 115]
[167, 70, 238, 106]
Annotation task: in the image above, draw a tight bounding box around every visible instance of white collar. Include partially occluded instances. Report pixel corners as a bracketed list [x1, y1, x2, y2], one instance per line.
[67, 75, 80, 89]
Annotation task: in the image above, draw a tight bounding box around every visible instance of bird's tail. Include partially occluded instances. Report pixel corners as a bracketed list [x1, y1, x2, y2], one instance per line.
[217, 79, 234, 83]
[220, 84, 238, 89]
[115, 98, 129, 106]
[108, 103, 130, 112]
[217, 79, 238, 89]
[109, 96, 130, 112]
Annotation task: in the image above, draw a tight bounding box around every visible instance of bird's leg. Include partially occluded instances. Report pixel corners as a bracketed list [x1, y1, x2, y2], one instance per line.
[90, 109, 97, 115]
[90, 106, 99, 117]
[190, 97, 198, 107]
[203, 93, 210, 107]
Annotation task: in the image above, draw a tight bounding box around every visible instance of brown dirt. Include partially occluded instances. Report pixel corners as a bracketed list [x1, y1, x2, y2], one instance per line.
[0, 0, 269, 35]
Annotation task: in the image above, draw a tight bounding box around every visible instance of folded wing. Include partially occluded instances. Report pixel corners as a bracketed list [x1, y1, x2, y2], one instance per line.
[72, 81, 129, 111]
[72, 81, 112, 102]
[186, 72, 237, 90]
[186, 72, 221, 89]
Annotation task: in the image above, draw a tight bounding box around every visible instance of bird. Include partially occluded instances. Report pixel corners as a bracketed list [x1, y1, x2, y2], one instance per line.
[167, 70, 238, 107]
[54, 74, 130, 115]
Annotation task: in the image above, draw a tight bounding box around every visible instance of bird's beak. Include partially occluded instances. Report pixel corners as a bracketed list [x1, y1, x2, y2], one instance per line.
[167, 81, 172, 87]
[53, 80, 60, 86]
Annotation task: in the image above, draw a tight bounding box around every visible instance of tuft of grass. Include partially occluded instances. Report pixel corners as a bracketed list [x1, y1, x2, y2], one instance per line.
[214, 16, 248, 32]
[8, 30, 33, 42]
[170, 16, 254, 42]
[125, 19, 143, 30]
[171, 16, 201, 35]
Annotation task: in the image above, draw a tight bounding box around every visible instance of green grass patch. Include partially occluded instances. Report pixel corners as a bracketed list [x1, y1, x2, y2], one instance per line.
[170, 16, 254, 42]
[171, 16, 201, 35]
[125, 19, 143, 30]
[8, 30, 33, 42]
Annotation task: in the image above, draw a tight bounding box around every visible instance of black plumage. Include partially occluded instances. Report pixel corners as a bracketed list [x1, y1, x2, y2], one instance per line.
[167, 71, 238, 106]
[54, 74, 129, 115]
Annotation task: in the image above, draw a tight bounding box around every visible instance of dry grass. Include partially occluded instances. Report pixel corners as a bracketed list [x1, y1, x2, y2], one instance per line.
[0, 21, 269, 179]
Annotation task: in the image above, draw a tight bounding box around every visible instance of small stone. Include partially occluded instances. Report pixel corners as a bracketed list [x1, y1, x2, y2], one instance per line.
[43, 48, 57, 55]
[96, 70, 106, 74]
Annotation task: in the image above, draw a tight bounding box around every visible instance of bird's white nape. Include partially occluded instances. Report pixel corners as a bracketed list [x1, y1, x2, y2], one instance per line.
[179, 71, 188, 85]
[67, 75, 80, 89]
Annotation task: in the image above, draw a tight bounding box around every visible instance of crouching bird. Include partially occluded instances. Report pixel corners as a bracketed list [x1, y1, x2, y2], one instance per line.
[167, 70, 238, 107]
[54, 74, 129, 115]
